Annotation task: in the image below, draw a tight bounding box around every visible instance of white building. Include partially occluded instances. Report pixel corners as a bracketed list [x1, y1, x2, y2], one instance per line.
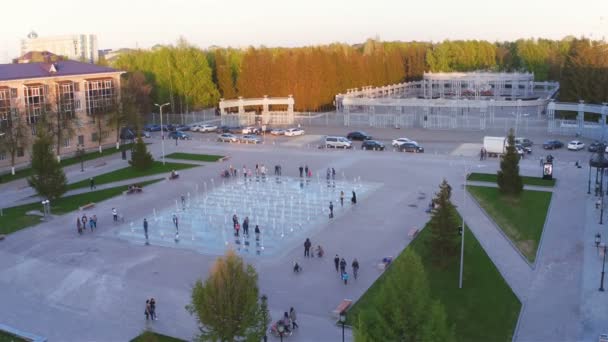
[20, 31, 98, 63]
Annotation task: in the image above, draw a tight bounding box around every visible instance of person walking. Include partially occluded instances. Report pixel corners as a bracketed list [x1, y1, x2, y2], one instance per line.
[255, 225, 261, 241]
[112, 208, 118, 223]
[352, 258, 360, 279]
[149, 298, 157, 320]
[304, 165, 309, 177]
[89, 177, 96, 190]
[289, 307, 298, 330]
[334, 254, 340, 273]
[81, 214, 88, 229]
[243, 217, 250, 237]
[77, 217, 83, 235]
[172, 214, 179, 232]
[181, 195, 186, 210]
[89, 215, 96, 232]
[304, 238, 312, 257]
[339, 258, 347, 274]
[299, 165, 304, 177]
[342, 271, 349, 285]
[351, 191, 357, 204]
[326, 168, 331, 181]
[340, 191, 344, 207]
[143, 218, 149, 244]
[145, 299, 151, 320]
[480, 148, 484, 161]
[331, 167, 336, 180]
[329, 201, 334, 218]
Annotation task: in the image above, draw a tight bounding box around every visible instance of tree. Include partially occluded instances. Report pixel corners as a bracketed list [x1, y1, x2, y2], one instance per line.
[428, 179, 459, 267]
[186, 250, 267, 341]
[27, 130, 67, 200]
[497, 129, 523, 196]
[420, 300, 455, 342]
[0, 109, 29, 175]
[129, 137, 153, 171]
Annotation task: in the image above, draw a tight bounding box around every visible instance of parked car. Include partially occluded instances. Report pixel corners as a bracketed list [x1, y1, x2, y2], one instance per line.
[391, 137, 412, 147]
[161, 124, 176, 132]
[144, 124, 161, 132]
[325, 136, 353, 149]
[139, 130, 151, 138]
[515, 137, 533, 147]
[588, 141, 606, 152]
[199, 124, 218, 133]
[175, 124, 190, 131]
[242, 126, 262, 134]
[362, 140, 385, 151]
[567, 140, 585, 151]
[514, 145, 525, 157]
[270, 128, 286, 136]
[347, 131, 372, 141]
[168, 131, 191, 140]
[515, 144, 532, 154]
[542, 140, 563, 150]
[217, 133, 238, 142]
[285, 128, 305, 136]
[240, 135, 262, 144]
[398, 142, 424, 153]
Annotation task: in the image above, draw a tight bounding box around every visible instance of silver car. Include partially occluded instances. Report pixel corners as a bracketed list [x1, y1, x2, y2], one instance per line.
[217, 133, 238, 142]
[240, 135, 261, 144]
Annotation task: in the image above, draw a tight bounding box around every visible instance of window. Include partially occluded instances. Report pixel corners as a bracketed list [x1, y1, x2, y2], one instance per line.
[85, 79, 114, 115]
[73, 82, 80, 92]
[0, 151, 6, 161]
[74, 100, 81, 110]
[78, 135, 84, 145]
[91, 132, 98, 142]
[24, 85, 45, 125]
[63, 137, 71, 148]
[57, 83, 75, 118]
[10, 88, 17, 98]
[0, 89, 10, 122]
[17, 147, 24, 157]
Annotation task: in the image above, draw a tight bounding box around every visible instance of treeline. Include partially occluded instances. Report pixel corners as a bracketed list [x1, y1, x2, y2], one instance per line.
[112, 37, 608, 112]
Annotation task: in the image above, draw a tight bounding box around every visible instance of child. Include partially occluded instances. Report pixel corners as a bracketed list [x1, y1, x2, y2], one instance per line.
[342, 271, 349, 285]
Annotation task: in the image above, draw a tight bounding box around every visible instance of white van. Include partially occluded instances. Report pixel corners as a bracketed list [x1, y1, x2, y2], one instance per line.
[325, 136, 352, 149]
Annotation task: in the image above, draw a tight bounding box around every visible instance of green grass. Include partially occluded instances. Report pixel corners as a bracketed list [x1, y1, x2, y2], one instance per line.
[0, 143, 135, 184]
[0, 179, 162, 235]
[467, 172, 556, 187]
[67, 161, 196, 190]
[467, 186, 552, 262]
[165, 152, 224, 162]
[347, 220, 521, 342]
[0, 330, 27, 342]
[129, 331, 186, 342]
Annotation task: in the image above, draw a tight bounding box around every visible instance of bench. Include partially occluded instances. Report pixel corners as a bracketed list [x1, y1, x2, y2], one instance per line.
[408, 228, 419, 239]
[79, 202, 95, 210]
[332, 299, 352, 317]
[124, 187, 143, 195]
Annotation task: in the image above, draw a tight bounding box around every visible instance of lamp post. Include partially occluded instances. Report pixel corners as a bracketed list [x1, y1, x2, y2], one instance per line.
[155, 102, 170, 165]
[601, 244, 607, 292]
[277, 323, 284, 342]
[339, 311, 346, 342]
[459, 161, 469, 289]
[77, 144, 85, 172]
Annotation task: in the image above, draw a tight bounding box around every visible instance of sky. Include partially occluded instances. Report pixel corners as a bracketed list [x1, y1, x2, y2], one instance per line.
[1, 0, 606, 62]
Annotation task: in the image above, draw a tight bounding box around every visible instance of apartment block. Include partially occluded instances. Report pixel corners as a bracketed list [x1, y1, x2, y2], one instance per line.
[0, 60, 124, 170]
[21, 31, 99, 63]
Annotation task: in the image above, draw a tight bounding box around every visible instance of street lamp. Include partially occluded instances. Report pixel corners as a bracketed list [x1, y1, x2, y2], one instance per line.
[459, 161, 468, 289]
[339, 311, 346, 342]
[77, 144, 85, 172]
[155, 102, 170, 165]
[277, 323, 284, 342]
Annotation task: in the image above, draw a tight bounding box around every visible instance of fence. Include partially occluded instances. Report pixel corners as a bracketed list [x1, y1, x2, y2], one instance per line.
[145, 108, 218, 126]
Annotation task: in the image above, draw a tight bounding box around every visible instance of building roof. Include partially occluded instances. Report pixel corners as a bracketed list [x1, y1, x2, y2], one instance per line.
[0, 60, 121, 82]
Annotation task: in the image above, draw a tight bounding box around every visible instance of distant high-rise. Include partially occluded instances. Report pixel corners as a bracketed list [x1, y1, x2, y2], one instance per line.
[20, 31, 98, 63]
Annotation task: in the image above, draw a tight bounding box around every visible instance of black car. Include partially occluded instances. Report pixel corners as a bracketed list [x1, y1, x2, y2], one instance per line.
[361, 140, 385, 151]
[175, 124, 190, 131]
[588, 141, 607, 152]
[398, 142, 424, 153]
[542, 140, 563, 150]
[347, 131, 372, 141]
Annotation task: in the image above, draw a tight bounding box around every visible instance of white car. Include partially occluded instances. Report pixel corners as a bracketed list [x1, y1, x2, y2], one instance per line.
[392, 137, 412, 147]
[567, 140, 585, 151]
[199, 124, 218, 133]
[285, 128, 305, 136]
[270, 128, 285, 136]
[242, 126, 261, 134]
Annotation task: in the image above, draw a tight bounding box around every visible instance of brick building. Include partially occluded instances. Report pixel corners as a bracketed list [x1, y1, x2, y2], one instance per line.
[0, 60, 124, 170]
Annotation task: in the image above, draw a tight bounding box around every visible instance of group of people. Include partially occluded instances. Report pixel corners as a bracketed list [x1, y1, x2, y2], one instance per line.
[479, 147, 488, 160]
[303, 238, 324, 258]
[169, 170, 180, 180]
[232, 214, 261, 240]
[144, 298, 157, 321]
[274, 308, 298, 336]
[334, 255, 359, 285]
[298, 165, 313, 178]
[76, 213, 97, 234]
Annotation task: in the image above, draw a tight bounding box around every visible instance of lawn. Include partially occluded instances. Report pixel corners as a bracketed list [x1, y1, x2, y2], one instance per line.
[0, 143, 135, 184]
[130, 331, 186, 342]
[347, 221, 521, 341]
[67, 161, 196, 190]
[165, 152, 224, 162]
[467, 186, 552, 262]
[0, 330, 27, 342]
[467, 172, 555, 187]
[0, 179, 162, 235]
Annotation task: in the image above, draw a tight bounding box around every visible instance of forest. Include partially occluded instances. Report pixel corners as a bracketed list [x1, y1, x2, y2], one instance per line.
[111, 38, 608, 112]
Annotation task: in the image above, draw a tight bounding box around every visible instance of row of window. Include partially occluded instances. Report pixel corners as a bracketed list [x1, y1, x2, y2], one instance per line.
[0, 132, 110, 161]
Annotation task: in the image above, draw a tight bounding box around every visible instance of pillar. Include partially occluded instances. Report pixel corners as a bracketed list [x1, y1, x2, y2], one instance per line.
[578, 100, 585, 134]
[547, 100, 556, 132]
[602, 103, 608, 138]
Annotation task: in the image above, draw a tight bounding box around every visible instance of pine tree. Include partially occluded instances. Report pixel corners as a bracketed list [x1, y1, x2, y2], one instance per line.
[420, 300, 455, 342]
[129, 137, 154, 170]
[186, 250, 266, 341]
[497, 129, 523, 196]
[429, 179, 459, 267]
[27, 131, 67, 200]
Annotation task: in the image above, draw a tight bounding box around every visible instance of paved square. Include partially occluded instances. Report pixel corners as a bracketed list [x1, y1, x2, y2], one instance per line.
[110, 175, 380, 256]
